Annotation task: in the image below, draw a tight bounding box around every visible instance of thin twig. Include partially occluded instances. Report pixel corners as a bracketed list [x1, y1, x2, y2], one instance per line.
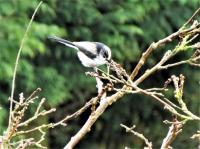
[18, 108, 56, 127]
[120, 124, 152, 149]
[130, 22, 200, 81]
[35, 98, 46, 115]
[183, 7, 200, 27]
[54, 97, 98, 127]
[160, 60, 189, 69]
[161, 117, 183, 149]
[8, 1, 43, 132]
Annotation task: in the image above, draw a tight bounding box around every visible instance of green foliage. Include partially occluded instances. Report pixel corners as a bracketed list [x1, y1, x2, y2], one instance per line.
[0, 0, 199, 148]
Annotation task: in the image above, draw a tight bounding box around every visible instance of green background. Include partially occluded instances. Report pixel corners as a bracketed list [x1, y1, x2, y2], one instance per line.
[0, 0, 199, 148]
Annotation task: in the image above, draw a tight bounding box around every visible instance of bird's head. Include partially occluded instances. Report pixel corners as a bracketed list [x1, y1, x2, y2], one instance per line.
[99, 45, 112, 63]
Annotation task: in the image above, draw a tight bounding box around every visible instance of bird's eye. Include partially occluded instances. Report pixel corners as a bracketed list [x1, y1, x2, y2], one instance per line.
[102, 51, 108, 59]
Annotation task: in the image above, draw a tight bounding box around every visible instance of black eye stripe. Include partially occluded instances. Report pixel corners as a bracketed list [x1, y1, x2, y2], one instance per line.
[103, 51, 108, 58]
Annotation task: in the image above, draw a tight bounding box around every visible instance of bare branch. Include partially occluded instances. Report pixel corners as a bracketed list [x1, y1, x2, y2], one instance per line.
[191, 130, 200, 141]
[63, 10, 200, 147]
[130, 22, 200, 81]
[64, 91, 125, 149]
[120, 124, 152, 149]
[183, 7, 200, 27]
[8, 1, 43, 133]
[161, 116, 183, 149]
[53, 97, 97, 127]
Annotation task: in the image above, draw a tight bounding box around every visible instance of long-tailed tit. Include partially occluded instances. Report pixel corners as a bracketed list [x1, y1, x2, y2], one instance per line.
[48, 36, 111, 68]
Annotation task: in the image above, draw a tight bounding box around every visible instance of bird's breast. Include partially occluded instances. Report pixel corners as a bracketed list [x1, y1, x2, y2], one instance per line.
[77, 51, 106, 67]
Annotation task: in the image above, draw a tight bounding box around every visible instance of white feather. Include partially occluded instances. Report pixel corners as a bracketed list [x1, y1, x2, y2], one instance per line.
[73, 42, 97, 54]
[77, 51, 107, 67]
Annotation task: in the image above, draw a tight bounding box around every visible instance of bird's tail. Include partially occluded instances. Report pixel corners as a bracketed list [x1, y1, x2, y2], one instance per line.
[48, 36, 78, 50]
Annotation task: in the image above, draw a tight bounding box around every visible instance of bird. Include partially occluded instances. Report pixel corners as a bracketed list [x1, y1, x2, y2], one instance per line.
[48, 36, 111, 68]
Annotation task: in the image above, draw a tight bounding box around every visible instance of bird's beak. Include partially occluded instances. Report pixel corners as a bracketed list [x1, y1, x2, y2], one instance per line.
[106, 58, 111, 64]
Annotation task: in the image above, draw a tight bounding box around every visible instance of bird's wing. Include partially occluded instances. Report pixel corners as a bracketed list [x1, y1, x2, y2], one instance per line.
[73, 41, 97, 54]
[49, 36, 98, 59]
[73, 41, 98, 59]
